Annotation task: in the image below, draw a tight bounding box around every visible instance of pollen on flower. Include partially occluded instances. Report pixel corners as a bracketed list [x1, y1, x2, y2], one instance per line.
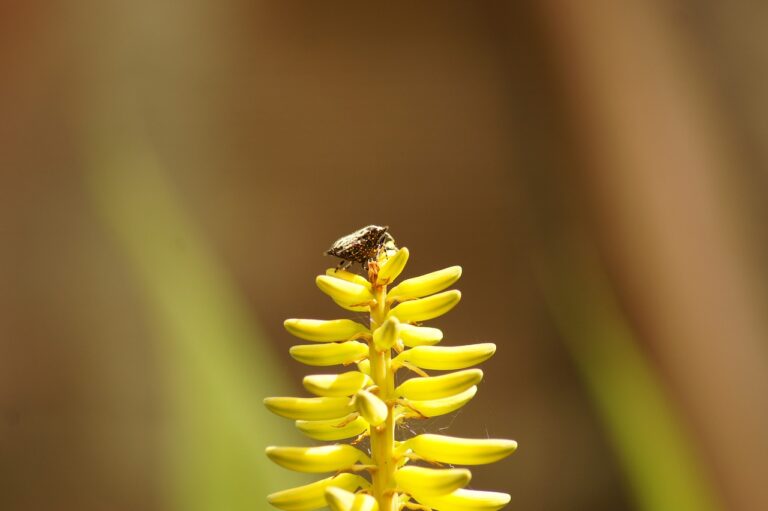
[264, 226, 516, 511]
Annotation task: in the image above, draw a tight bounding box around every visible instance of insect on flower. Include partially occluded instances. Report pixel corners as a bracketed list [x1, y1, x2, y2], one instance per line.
[325, 225, 396, 271]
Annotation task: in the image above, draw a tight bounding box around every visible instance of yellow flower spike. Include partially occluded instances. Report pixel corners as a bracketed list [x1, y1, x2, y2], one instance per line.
[295, 415, 369, 441]
[403, 434, 518, 465]
[266, 444, 371, 473]
[289, 341, 369, 366]
[266, 227, 516, 510]
[404, 386, 477, 417]
[264, 396, 355, 421]
[392, 343, 496, 371]
[325, 268, 372, 288]
[396, 368, 483, 400]
[325, 486, 379, 511]
[303, 371, 373, 397]
[316, 275, 375, 308]
[395, 466, 471, 497]
[414, 489, 511, 511]
[284, 319, 370, 343]
[372, 316, 400, 351]
[388, 266, 462, 302]
[355, 389, 388, 427]
[376, 247, 409, 285]
[398, 324, 443, 347]
[388, 290, 461, 323]
[267, 473, 369, 511]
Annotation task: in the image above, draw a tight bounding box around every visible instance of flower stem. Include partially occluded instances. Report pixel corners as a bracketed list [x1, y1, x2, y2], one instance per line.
[369, 279, 397, 511]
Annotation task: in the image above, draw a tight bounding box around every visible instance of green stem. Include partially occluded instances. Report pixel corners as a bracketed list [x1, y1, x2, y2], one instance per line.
[369, 281, 397, 511]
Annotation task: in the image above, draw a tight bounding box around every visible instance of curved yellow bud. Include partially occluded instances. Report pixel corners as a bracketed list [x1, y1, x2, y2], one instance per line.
[388, 266, 462, 302]
[316, 275, 375, 308]
[395, 465, 471, 497]
[290, 341, 368, 366]
[303, 371, 372, 397]
[393, 343, 495, 371]
[333, 299, 370, 313]
[396, 369, 483, 400]
[414, 489, 510, 511]
[399, 324, 443, 347]
[266, 444, 370, 473]
[325, 486, 379, 511]
[388, 290, 461, 323]
[403, 434, 517, 465]
[295, 415, 369, 441]
[267, 473, 368, 511]
[284, 319, 369, 343]
[264, 396, 355, 421]
[372, 317, 399, 351]
[325, 268, 371, 288]
[355, 389, 388, 427]
[405, 386, 477, 417]
[356, 359, 371, 376]
[376, 247, 409, 285]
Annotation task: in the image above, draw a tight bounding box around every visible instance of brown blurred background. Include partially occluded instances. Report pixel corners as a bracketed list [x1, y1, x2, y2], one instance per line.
[2, 1, 768, 510]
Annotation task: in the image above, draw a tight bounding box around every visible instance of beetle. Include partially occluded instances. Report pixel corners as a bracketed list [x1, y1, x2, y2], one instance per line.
[325, 225, 395, 271]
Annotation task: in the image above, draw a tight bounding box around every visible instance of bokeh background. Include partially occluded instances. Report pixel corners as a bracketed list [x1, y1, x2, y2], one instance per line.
[2, 1, 768, 510]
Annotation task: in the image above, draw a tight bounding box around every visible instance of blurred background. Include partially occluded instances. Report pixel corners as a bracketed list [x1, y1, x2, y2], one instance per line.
[2, 1, 768, 510]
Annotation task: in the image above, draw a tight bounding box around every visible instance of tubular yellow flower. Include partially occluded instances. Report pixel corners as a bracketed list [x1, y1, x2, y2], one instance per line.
[303, 371, 372, 397]
[284, 319, 370, 343]
[264, 227, 516, 511]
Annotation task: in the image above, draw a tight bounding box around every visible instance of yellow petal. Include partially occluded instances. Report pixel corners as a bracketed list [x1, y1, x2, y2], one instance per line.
[388, 290, 461, 323]
[290, 341, 368, 366]
[403, 434, 517, 465]
[325, 487, 379, 511]
[284, 319, 370, 343]
[396, 369, 483, 400]
[316, 275, 375, 308]
[395, 465, 471, 497]
[392, 343, 495, 371]
[264, 396, 355, 421]
[355, 389, 388, 427]
[266, 444, 370, 473]
[376, 247, 409, 285]
[399, 324, 443, 347]
[325, 268, 372, 288]
[295, 415, 369, 441]
[414, 489, 510, 511]
[333, 299, 370, 313]
[405, 386, 477, 417]
[303, 371, 372, 397]
[267, 473, 368, 511]
[373, 317, 399, 351]
[388, 266, 462, 302]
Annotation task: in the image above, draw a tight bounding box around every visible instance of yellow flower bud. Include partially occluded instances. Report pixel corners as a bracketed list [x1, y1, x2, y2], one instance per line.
[376, 247, 409, 285]
[396, 369, 483, 400]
[355, 389, 388, 427]
[372, 317, 399, 351]
[393, 343, 495, 371]
[264, 396, 355, 421]
[284, 318, 369, 343]
[289, 341, 368, 366]
[325, 268, 372, 288]
[414, 488, 510, 511]
[267, 474, 368, 511]
[266, 444, 370, 473]
[316, 275, 375, 308]
[399, 324, 443, 347]
[295, 415, 369, 441]
[388, 266, 462, 302]
[325, 486, 379, 511]
[395, 465, 471, 497]
[388, 290, 461, 323]
[303, 371, 372, 397]
[405, 386, 477, 417]
[403, 434, 517, 465]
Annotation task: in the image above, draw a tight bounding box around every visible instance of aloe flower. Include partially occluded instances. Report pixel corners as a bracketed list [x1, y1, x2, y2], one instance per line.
[265, 236, 517, 511]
